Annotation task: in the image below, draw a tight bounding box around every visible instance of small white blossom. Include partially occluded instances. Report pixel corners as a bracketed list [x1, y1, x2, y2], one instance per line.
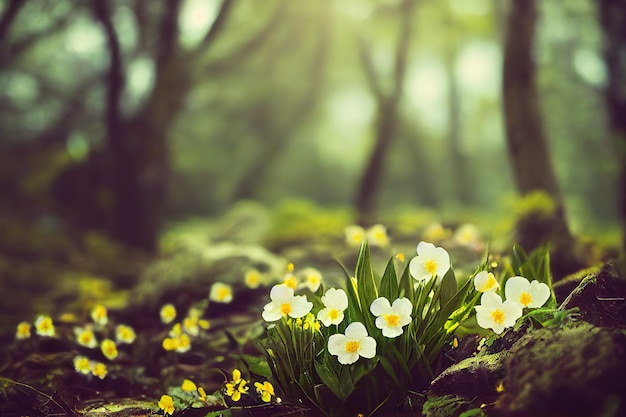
[328, 322, 376, 365]
[299, 267, 323, 292]
[409, 241, 451, 281]
[210, 282, 233, 303]
[369, 297, 412, 338]
[473, 271, 500, 293]
[317, 288, 348, 327]
[504, 276, 550, 309]
[345, 225, 366, 247]
[262, 285, 312, 322]
[366, 224, 389, 247]
[474, 292, 522, 334]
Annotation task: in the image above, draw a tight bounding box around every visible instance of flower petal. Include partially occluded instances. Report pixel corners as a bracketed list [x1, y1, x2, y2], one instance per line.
[416, 241, 435, 256]
[358, 337, 377, 358]
[370, 297, 391, 316]
[504, 276, 530, 302]
[269, 284, 294, 303]
[391, 298, 413, 316]
[528, 280, 550, 308]
[344, 322, 368, 340]
[328, 333, 347, 356]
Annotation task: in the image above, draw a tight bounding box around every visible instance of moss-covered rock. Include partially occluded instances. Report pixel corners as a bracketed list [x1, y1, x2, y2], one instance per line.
[497, 322, 626, 416]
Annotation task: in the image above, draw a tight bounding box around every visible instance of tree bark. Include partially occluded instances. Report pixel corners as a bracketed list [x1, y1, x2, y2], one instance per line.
[501, 0, 590, 280]
[355, 0, 416, 221]
[597, 0, 626, 262]
[502, 0, 571, 250]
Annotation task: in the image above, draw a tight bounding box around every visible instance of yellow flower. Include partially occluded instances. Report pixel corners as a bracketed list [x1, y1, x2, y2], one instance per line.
[91, 362, 108, 379]
[254, 381, 275, 402]
[183, 316, 200, 336]
[245, 269, 263, 289]
[16, 321, 31, 339]
[198, 319, 210, 330]
[169, 323, 183, 337]
[395, 253, 406, 262]
[282, 272, 298, 290]
[158, 394, 175, 415]
[175, 334, 191, 353]
[225, 369, 249, 402]
[162, 337, 177, 351]
[115, 324, 136, 344]
[198, 386, 207, 401]
[160, 304, 177, 324]
[34, 315, 55, 337]
[209, 282, 233, 303]
[100, 339, 118, 360]
[91, 305, 108, 326]
[73, 356, 91, 374]
[75, 326, 98, 348]
[181, 379, 197, 392]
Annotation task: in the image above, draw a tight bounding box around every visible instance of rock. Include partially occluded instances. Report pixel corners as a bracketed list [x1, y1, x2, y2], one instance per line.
[497, 322, 626, 417]
[559, 263, 626, 328]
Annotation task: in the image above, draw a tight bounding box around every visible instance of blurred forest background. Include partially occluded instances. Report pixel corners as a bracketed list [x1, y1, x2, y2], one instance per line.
[1, 0, 625, 316]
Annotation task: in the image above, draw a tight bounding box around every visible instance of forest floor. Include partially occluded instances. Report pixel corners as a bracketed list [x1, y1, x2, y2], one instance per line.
[0, 202, 624, 417]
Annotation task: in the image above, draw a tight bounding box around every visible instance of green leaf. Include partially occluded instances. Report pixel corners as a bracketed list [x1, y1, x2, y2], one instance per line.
[378, 356, 402, 388]
[355, 241, 378, 329]
[398, 262, 414, 300]
[239, 354, 272, 379]
[314, 358, 345, 400]
[379, 257, 399, 301]
[439, 268, 457, 308]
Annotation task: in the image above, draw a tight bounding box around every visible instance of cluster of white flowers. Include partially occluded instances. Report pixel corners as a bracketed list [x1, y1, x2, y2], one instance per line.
[261, 240, 458, 365]
[473, 274, 550, 334]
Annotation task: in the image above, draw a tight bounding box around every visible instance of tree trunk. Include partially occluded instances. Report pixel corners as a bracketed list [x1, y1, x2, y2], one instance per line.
[355, 0, 416, 221]
[502, 0, 583, 279]
[444, 50, 471, 206]
[597, 0, 626, 264]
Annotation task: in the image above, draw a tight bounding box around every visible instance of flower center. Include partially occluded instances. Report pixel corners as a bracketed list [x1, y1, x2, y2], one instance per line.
[345, 340, 360, 353]
[218, 288, 230, 301]
[383, 314, 400, 327]
[519, 292, 532, 306]
[328, 309, 339, 320]
[424, 260, 438, 274]
[284, 275, 297, 289]
[490, 309, 505, 325]
[280, 303, 292, 315]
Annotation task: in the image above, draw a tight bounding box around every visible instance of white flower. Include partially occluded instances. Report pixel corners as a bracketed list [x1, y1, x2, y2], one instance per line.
[474, 292, 522, 334]
[262, 285, 313, 322]
[317, 288, 348, 326]
[409, 241, 451, 281]
[366, 224, 389, 247]
[345, 225, 366, 247]
[328, 322, 376, 365]
[473, 271, 500, 293]
[299, 267, 323, 292]
[504, 276, 550, 309]
[453, 223, 481, 248]
[245, 269, 263, 289]
[209, 282, 233, 303]
[369, 297, 413, 338]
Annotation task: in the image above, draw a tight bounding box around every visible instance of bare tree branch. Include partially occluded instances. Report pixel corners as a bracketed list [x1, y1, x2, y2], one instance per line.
[6, 11, 74, 59]
[202, 1, 288, 73]
[156, 0, 182, 65]
[0, 0, 25, 42]
[357, 36, 385, 103]
[191, 0, 234, 58]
